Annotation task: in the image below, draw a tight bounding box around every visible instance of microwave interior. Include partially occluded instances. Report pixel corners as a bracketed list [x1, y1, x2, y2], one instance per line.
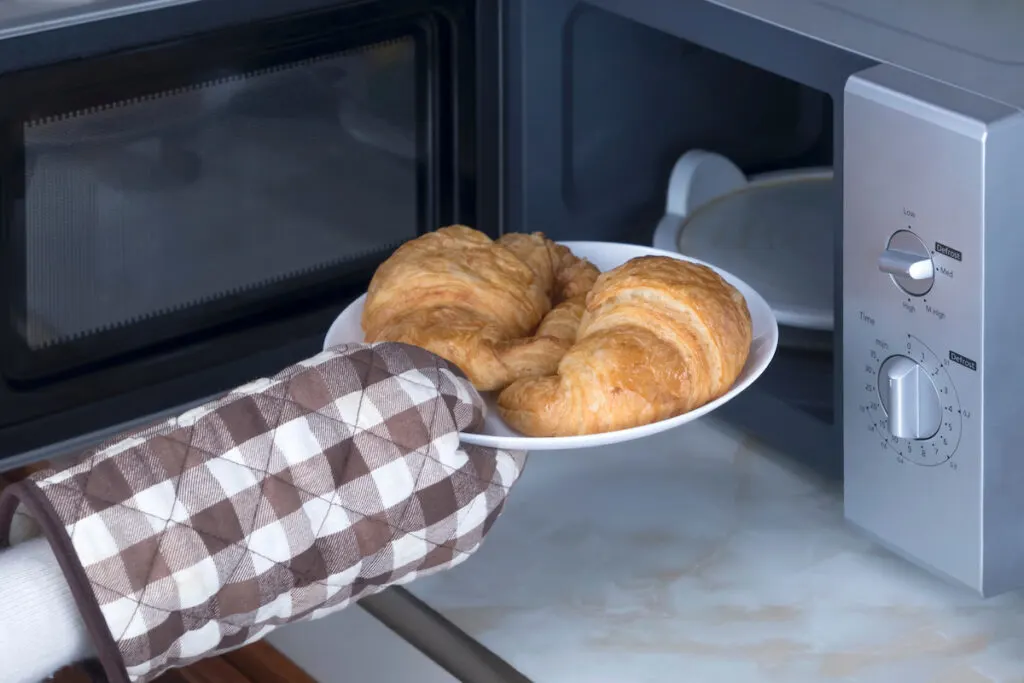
[503, 0, 866, 478]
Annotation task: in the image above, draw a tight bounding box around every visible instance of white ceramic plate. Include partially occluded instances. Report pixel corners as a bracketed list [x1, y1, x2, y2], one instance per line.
[323, 241, 778, 451]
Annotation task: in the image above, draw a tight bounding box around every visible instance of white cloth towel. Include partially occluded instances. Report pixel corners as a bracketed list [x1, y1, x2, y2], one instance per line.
[0, 538, 91, 683]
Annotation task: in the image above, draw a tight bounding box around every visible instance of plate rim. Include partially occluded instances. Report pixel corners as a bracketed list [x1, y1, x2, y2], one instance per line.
[324, 240, 779, 451]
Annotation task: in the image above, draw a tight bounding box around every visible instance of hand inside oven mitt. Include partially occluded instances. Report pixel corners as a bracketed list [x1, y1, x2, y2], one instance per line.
[0, 342, 526, 683]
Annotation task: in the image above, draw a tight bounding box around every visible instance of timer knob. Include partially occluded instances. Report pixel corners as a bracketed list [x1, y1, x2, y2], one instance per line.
[878, 230, 934, 296]
[878, 355, 942, 440]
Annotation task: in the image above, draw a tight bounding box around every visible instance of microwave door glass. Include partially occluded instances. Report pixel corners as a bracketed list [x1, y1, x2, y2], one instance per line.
[14, 38, 421, 374]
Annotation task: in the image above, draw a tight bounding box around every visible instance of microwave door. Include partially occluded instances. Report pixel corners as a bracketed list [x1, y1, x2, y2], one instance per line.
[0, 0, 499, 460]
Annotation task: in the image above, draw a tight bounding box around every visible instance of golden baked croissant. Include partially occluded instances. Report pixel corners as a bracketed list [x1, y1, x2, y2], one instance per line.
[497, 255, 752, 436]
[362, 226, 599, 391]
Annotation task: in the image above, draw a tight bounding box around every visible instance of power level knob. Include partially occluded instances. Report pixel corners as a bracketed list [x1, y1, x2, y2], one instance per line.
[878, 230, 934, 296]
[878, 355, 941, 440]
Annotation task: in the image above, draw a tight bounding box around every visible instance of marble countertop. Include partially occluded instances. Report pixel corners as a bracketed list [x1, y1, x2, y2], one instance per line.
[409, 418, 1024, 683]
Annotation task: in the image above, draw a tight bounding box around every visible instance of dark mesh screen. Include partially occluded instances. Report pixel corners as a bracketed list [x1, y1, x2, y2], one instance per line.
[21, 37, 418, 349]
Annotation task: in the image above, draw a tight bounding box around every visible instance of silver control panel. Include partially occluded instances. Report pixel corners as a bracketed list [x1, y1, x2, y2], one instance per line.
[844, 65, 1024, 596]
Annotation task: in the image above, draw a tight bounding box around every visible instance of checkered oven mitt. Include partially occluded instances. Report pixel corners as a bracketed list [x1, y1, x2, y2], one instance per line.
[0, 342, 527, 683]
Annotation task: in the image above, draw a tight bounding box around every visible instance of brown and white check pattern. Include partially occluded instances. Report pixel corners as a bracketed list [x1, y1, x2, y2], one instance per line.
[0, 342, 526, 683]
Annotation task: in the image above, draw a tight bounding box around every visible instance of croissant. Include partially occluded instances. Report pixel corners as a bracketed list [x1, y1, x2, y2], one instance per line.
[361, 226, 599, 391]
[497, 255, 752, 436]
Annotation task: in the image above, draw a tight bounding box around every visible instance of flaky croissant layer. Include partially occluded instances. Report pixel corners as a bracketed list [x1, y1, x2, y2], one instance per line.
[497, 255, 753, 437]
[361, 226, 600, 391]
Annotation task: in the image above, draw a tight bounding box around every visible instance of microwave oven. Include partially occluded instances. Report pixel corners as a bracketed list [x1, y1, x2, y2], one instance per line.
[1, 0, 1023, 599]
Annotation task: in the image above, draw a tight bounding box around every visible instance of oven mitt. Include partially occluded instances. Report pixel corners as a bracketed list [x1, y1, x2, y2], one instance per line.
[0, 342, 527, 683]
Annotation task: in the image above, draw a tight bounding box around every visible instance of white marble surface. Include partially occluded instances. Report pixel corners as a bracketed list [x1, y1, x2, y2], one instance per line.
[269, 600, 457, 683]
[409, 418, 1024, 683]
